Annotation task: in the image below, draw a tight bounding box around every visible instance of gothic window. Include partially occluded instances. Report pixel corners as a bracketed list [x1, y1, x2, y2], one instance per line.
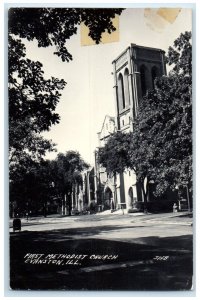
[124, 68, 130, 107]
[117, 73, 125, 111]
[151, 66, 159, 89]
[140, 65, 147, 96]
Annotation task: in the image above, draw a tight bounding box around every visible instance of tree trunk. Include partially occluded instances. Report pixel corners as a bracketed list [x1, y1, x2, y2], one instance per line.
[140, 179, 148, 213]
[113, 172, 117, 210]
[68, 191, 72, 216]
[43, 202, 47, 217]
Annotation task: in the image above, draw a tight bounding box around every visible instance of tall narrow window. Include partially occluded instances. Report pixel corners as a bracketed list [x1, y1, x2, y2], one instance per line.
[151, 66, 159, 89]
[124, 68, 130, 107]
[140, 65, 147, 96]
[117, 73, 125, 111]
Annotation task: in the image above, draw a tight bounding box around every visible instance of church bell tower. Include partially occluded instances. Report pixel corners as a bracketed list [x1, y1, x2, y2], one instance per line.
[112, 44, 166, 132]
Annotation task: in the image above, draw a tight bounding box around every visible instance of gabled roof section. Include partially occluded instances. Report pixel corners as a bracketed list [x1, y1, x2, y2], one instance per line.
[98, 115, 115, 136]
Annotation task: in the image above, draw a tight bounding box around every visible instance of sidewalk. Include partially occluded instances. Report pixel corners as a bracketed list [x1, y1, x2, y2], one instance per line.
[9, 214, 75, 228]
[140, 212, 193, 226]
[9, 210, 193, 230]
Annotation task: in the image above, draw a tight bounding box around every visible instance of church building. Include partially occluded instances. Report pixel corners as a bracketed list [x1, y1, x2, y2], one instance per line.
[94, 44, 170, 212]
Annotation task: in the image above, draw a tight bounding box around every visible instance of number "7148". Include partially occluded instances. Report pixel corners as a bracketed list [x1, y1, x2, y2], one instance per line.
[153, 256, 169, 261]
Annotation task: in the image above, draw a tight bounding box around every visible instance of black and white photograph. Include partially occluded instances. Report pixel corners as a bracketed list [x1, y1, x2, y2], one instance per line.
[7, 4, 193, 293]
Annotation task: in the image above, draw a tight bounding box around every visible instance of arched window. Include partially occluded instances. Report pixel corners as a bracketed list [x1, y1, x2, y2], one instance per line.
[117, 73, 125, 111]
[140, 65, 147, 96]
[151, 66, 159, 89]
[124, 68, 130, 107]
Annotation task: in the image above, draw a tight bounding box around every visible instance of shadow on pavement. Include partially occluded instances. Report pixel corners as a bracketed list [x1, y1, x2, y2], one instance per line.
[9, 226, 193, 291]
[11, 224, 146, 239]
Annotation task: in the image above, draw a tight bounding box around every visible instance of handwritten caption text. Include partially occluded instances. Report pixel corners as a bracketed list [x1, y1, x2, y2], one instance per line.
[24, 253, 119, 266]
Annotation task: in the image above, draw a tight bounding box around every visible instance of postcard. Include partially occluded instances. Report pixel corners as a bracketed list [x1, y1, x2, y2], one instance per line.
[8, 6, 193, 292]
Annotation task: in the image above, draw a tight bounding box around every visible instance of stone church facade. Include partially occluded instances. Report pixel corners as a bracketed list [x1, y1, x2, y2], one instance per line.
[93, 44, 168, 212]
[71, 44, 179, 214]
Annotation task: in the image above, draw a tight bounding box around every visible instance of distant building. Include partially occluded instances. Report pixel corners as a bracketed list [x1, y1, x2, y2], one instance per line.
[70, 167, 96, 214]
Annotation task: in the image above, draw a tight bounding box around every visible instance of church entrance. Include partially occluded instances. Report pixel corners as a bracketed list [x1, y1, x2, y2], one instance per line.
[104, 187, 113, 210]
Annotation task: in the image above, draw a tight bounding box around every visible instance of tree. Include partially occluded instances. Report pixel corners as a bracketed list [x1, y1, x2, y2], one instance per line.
[9, 151, 89, 217]
[53, 151, 89, 216]
[98, 131, 132, 193]
[8, 8, 124, 62]
[8, 8, 124, 170]
[98, 131, 150, 212]
[129, 31, 192, 206]
[98, 131, 131, 175]
[9, 34, 66, 169]
[8, 8, 124, 215]
[166, 31, 192, 76]
[9, 159, 56, 217]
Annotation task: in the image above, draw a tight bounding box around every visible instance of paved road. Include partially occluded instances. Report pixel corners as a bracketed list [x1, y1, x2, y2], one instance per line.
[9, 212, 193, 291]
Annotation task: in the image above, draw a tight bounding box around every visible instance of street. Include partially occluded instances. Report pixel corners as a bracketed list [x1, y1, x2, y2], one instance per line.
[9, 212, 193, 291]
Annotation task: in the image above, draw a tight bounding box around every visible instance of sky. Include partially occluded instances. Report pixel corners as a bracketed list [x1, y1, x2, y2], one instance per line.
[24, 7, 192, 166]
